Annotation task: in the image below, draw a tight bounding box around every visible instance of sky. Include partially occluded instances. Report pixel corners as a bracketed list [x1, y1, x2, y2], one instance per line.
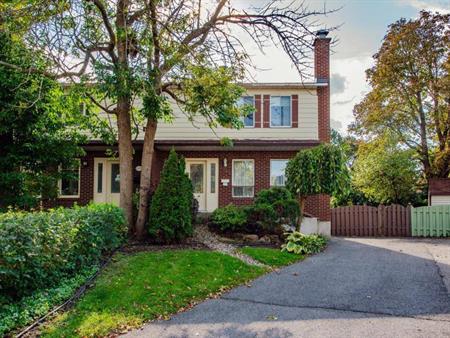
[232, 0, 450, 133]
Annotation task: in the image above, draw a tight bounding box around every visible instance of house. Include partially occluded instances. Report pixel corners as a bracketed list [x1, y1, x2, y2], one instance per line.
[428, 178, 450, 206]
[47, 30, 332, 224]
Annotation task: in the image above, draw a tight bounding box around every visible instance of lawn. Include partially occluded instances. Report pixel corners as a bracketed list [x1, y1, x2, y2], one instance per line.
[41, 250, 266, 337]
[239, 246, 304, 267]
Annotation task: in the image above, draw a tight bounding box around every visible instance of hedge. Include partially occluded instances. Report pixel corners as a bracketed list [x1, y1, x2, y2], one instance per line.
[0, 204, 127, 300]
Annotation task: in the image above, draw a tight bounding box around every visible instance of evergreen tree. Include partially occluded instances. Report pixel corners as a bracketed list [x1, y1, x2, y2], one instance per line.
[149, 149, 193, 243]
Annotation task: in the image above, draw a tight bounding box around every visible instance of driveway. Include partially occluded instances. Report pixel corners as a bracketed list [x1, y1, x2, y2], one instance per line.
[124, 238, 450, 338]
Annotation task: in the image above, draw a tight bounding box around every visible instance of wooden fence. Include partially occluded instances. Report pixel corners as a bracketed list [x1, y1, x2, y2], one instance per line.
[412, 205, 450, 237]
[331, 204, 412, 237]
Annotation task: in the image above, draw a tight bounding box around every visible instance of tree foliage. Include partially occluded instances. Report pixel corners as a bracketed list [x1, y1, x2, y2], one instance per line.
[351, 11, 450, 179]
[286, 144, 349, 230]
[148, 149, 193, 243]
[352, 132, 423, 206]
[0, 32, 86, 209]
[330, 129, 373, 207]
[1, 0, 337, 238]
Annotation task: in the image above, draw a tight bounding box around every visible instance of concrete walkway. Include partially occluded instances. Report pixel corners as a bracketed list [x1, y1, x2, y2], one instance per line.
[124, 238, 450, 338]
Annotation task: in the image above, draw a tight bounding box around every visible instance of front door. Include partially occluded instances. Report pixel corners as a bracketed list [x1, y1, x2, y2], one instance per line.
[186, 161, 207, 211]
[94, 158, 120, 206]
[185, 158, 219, 212]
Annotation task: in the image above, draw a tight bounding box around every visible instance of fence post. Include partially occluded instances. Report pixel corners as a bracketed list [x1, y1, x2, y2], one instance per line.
[377, 205, 384, 236]
[406, 204, 412, 237]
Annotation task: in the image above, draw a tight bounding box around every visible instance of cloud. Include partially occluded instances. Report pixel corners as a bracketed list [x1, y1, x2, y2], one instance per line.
[330, 55, 373, 134]
[331, 73, 347, 95]
[334, 96, 357, 105]
[400, 0, 450, 13]
[331, 118, 343, 132]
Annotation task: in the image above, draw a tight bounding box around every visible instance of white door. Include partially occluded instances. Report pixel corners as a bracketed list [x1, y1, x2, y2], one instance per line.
[186, 161, 207, 212]
[94, 158, 120, 206]
[185, 158, 219, 212]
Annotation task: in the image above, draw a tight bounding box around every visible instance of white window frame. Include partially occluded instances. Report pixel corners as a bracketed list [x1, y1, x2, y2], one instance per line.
[232, 159, 255, 198]
[270, 95, 292, 128]
[270, 159, 289, 187]
[58, 160, 81, 198]
[238, 95, 255, 128]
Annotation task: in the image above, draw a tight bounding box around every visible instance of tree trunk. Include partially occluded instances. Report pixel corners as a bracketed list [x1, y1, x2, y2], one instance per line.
[417, 92, 433, 179]
[115, 0, 134, 230]
[116, 99, 134, 230]
[135, 119, 158, 240]
[296, 196, 306, 232]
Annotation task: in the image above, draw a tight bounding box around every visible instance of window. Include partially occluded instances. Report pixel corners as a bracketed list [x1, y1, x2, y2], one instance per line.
[59, 161, 80, 197]
[111, 163, 120, 193]
[190, 163, 204, 193]
[210, 163, 216, 194]
[270, 96, 291, 127]
[97, 163, 103, 193]
[232, 160, 254, 197]
[270, 160, 288, 186]
[237, 96, 255, 127]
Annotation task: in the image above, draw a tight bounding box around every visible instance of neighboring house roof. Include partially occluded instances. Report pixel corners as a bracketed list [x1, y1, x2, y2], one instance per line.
[429, 178, 450, 196]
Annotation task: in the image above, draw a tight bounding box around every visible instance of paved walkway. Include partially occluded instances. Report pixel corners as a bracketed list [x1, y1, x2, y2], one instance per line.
[124, 238, 450, 338]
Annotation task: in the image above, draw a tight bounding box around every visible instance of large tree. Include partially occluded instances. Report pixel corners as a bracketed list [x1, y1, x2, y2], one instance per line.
[351, 11, 450, 179]
[2, 1, 336, 238]
[352, 132, 421, 206]
[0, 32, 86, 209]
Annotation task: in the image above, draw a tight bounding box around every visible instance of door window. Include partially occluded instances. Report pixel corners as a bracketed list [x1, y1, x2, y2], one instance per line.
[190, 164, 204, 193]
[111, 163, 120, 193]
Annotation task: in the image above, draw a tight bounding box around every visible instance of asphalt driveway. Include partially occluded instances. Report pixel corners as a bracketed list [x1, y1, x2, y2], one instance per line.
[124, 238, 450, 338]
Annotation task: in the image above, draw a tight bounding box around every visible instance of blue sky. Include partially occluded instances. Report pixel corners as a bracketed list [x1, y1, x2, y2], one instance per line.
[234, 0, 450, 132]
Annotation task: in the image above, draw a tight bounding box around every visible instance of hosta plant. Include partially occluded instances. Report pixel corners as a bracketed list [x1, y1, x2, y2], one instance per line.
[281, 231, 327, 255]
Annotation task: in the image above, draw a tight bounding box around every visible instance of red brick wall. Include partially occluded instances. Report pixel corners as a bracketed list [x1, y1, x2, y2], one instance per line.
[152, 149, 330, 221]
[43, 150, 141, 208]
[314, 35, 331, 143]
[312, 33, 331, 220]
[42, 152, 98, 208]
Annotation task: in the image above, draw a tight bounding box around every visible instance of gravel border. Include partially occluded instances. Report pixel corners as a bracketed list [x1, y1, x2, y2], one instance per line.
[193, 224, 266, 267]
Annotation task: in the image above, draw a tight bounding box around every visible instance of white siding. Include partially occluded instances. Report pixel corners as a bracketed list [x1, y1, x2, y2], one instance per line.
[431, 195, 450, 206]
[89, 87, 319, 141]
[154, 88, 318, 141]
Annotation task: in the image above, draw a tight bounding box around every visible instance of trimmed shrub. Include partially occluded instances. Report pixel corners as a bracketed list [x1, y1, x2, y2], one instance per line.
[255, 187, 300, 227]
[254, 186, 294, 205]
[149, 149, 194, 243]
[281, 231, 327, 255]
[0, 204, 126, 299]
[244, 203, 278, 234]
[210, 204, 247, 233]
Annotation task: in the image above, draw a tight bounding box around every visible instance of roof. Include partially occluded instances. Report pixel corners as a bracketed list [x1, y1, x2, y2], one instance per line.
[429, 178, 450, 196]
[83, 139, 321, 152]
[240, 81, 327, 89]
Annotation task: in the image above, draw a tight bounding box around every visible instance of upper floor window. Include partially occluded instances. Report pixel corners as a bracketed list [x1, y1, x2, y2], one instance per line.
[237, 96, 255, 127]
[270, 160, 288, 186]
[59, 161, 80, 197]
[232, 159, 254, 197]
[270, 96, 291, 127]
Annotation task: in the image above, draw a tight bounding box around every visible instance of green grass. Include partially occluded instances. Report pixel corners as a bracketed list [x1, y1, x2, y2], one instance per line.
[239, 246, 304, 267]
[41, 250, 266, 337]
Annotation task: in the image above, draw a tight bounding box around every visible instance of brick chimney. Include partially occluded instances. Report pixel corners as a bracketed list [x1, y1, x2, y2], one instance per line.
[314, 29, 331, 142]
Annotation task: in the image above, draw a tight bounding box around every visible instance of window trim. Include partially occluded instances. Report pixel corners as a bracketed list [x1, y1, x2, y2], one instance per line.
[269, 95, 292, 128]
[238, 95, 256, 128]
[58, 160, 81, 199]
[231, 159, 255, 198]
[270, 159, 289, 187]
